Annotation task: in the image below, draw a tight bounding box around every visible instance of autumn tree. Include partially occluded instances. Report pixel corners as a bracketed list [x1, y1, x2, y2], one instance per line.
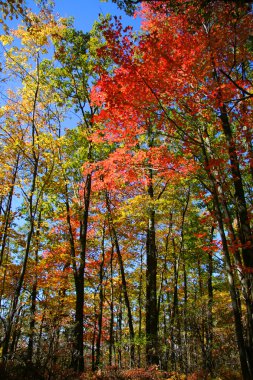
[107, 0, 253, 15]
[0, 10, 68, 373]
[90, 0, 253, 377]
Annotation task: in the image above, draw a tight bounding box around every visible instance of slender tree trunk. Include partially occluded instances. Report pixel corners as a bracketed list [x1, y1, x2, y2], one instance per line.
[200, 137, 252, 379]
[2, 155, 39, 366]
[219, 104, 253, 271]
[0, 154, 20, 266]
[2, 55, 41, 367]
[92, 294, 97, 372]
[146, 170, 159, 366]
[35, 306, 46, 368]
[9, 307, 23, 359]
[160, 220, 173, 371]
[210, 50, 253, 372]
[106, 191, 135, 366]
[117, 293, 123, 368]
[109, 245, 114, 366]
[138, 247, 143, 367]
[27, 212, 41, 362]
[219, 104, 253, 374]
[219, 193, 253, 374]
[95, 223, 105, 370]
[170, 237, 179, 371]
[69, 171, 91, 373]
[182, 259, 189, 375]
[0, 238, 10, 309]
[72, 270, 85, 372]
[63, 184, 81, 372]
[216, 204, 250, 379]
[161, 292, 168, 371]
[205, 226, 214, 376]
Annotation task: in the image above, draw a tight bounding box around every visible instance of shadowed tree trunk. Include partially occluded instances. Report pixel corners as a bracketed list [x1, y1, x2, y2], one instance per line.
[199, 131, 252, 380]
[146, 121, 159, 366]
[95, 222, 106, 370]
[2, 60, 40, 366]
[106, 191, 135, 366]
[27, 211, 42, 362]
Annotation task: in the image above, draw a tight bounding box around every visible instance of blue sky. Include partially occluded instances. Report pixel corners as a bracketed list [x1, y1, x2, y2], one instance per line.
[53, 0, 141, 32]
[25, 0, 141, 32]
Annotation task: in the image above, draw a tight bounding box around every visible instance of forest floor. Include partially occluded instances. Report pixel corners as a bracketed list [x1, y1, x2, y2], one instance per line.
[79, 367, 242, 380]
[2, 364, 242, 380]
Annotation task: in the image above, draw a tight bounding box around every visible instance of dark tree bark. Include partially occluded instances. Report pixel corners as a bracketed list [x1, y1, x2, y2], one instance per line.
[109, 246, 115, 366]
[106, 191, 135, 366]
[27, 212, 42, 362]
[146, 171, 159, 366]
[137, 248, 144, 367]
[219, 104, 253, 270]
[206, 226, 214, 376]
[145, 120, 159, 366]
[199, 133, 252, 380]
[64, 171, 92, 373]
[72, 172, 92, 373]
[0, 154, 20, 267]
[95, 223, 106, 370]
[2, 60, 40, 365]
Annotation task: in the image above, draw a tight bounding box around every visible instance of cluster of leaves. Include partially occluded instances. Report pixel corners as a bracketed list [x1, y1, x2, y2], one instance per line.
[0, 0, 54, 29]
[107, 0, 253, 15]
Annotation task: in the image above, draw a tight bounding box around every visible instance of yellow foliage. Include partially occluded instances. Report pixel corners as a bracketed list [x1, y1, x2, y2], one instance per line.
[0, 34, 13, 46]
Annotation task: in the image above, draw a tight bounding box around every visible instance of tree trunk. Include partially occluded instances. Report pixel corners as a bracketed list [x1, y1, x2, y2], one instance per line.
[95, 223, 105, 370]
[170, 238, 179, 371]
[2, 160, 39, 366]
[219, 104, 253, 271]
[146, 171, 159, 366]
[106, 191, 135, 366]
[138, 247, 144, 367]
[0, 154, 20, 266]
[109, 245, 114, 366]
[71, 172, 91, 373]
[200, 137, 252, 379]
[27, 212, 41, 362]
[205, 226, 214, 376]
